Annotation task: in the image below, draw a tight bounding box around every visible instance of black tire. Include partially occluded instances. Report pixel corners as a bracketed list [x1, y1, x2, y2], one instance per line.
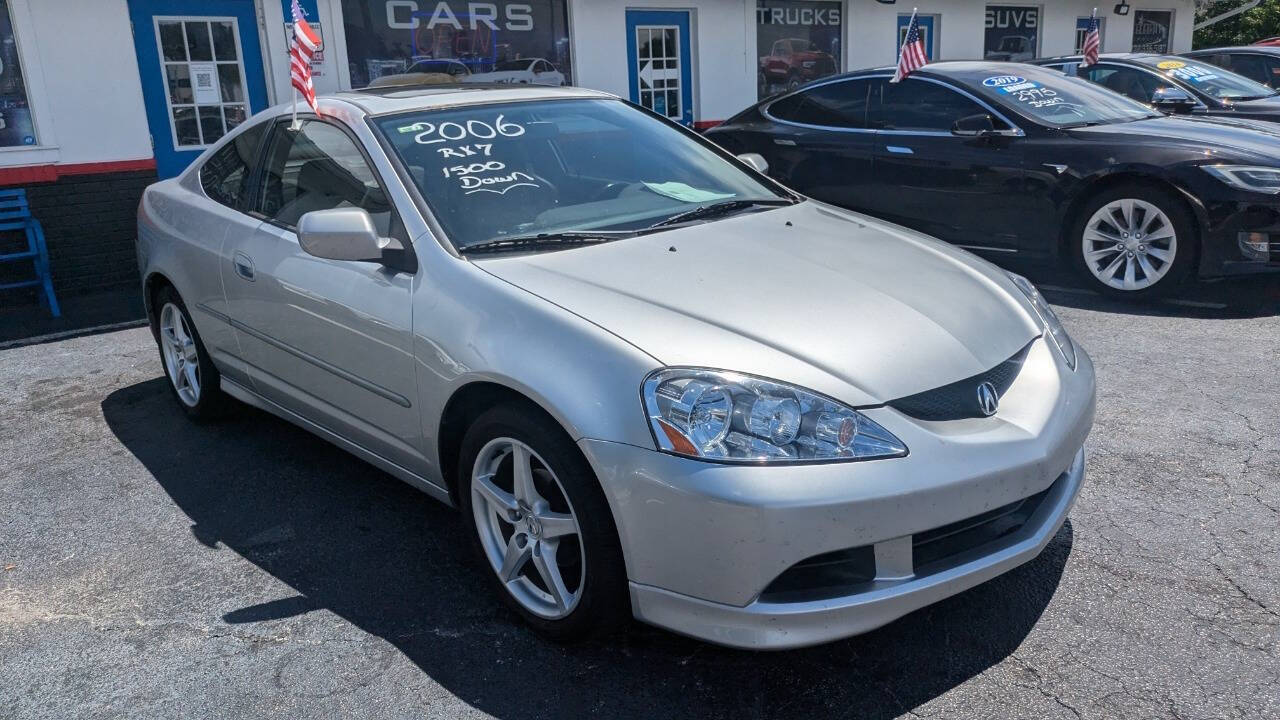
[151, 285, 231, 420]
[1069, 183, 1196, 299]
[458, 401, 629, 642]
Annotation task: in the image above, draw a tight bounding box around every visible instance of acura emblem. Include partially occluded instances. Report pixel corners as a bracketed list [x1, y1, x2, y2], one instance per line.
[976, 381, 999, 417]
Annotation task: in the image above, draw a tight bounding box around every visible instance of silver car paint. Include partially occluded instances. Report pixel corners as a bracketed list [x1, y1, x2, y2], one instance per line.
[137, 86, 1095, 648]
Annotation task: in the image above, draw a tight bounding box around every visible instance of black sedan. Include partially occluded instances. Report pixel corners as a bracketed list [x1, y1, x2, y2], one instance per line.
[1183, 46, 1280, 91]
[705, 62, 1280, 297]
[1032, 53, 1280, 124]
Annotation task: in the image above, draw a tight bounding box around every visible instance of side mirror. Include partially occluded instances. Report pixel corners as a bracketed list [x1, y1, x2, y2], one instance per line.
[297, 208, 416, 272]
[952, 113, 997, 137]
[737, 152, 770, 174]
[1151, 86, 1197, 114]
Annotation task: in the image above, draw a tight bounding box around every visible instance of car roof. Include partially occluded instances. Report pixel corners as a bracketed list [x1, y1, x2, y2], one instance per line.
[1035, 53, 1170, 63]
[319, 83, 614, 117]
[826, 60, 1078, 84]
[1185, 46, 1280, 54]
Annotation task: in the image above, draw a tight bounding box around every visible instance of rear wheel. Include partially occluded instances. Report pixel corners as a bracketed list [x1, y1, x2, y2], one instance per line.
[1071, 184, 1194, 298]
[153, 286, 229, 419]
[458, 402, 628, 641]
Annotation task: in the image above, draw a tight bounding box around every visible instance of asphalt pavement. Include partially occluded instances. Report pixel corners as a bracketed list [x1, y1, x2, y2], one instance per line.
[1, 272, 1277, 719]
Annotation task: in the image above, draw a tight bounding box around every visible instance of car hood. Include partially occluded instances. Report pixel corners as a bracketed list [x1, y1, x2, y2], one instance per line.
[1224, 94, 1280, 116]
[1069, 114, 1280, 161]
[475, 202, 1043, 406]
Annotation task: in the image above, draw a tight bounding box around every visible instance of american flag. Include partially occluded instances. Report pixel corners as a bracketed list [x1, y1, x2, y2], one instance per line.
[1081, 9, 1101, 67]
[893, 9, 928, 83]
[289, 0, 320, 118]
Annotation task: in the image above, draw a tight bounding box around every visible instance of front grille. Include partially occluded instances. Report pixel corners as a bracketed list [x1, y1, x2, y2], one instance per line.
[757, 472, 1063, 603]
[911, 485, 1051, 574]
[888, 341, 1033, 421]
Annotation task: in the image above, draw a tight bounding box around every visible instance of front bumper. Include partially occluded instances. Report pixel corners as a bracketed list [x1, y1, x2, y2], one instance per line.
[579, 337, 1094, 649]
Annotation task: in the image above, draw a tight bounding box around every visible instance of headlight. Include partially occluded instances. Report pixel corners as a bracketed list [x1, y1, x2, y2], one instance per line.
[642, 369, 908, 463]
[801, 61, 817, 69]
[1007, 272, 1077, 370]
[1203, 165, 1280, 194]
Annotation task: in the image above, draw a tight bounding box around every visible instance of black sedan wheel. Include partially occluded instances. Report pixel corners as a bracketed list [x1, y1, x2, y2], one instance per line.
[1072, 185, 1194, 298]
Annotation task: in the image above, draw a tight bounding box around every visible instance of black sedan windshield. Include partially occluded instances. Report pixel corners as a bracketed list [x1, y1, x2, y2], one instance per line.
[967, 68, 1160, 128]
[1132, 56, 1277, 101]
[374, 99, 786, 249]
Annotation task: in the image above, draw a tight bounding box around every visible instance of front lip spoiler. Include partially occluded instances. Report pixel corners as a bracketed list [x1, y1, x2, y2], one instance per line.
[628, 446, 1086, 651]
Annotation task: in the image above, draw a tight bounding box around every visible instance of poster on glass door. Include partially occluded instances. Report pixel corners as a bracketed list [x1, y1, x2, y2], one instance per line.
[1131, 10, 1173, 53]
[341, 0, 573, 89]
[984, 5, 1039, 63]
[756, 0, 842, 100]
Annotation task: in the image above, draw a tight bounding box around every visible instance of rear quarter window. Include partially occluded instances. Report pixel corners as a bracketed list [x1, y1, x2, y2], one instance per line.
[200, 121, 267, 210]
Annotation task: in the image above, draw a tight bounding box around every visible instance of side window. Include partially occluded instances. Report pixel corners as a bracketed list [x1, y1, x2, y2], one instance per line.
[256, 120, 393, 236]
[767, 79, 872, 129]
[1224, 54, 1269, 85]
[1081, 66, 1163, 104]
[1264, 57, 1280, 89]
[200, 120, 268, 209]
[868, 78, 994, 132]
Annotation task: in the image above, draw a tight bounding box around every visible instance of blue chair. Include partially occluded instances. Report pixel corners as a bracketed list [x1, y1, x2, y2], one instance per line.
[0, 188, 59, 317]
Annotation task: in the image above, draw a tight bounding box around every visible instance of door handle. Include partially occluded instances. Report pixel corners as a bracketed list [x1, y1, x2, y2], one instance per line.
[885, 145, 914, 155]
[773, 138, 797, 146]
[233, 252, 255, 281]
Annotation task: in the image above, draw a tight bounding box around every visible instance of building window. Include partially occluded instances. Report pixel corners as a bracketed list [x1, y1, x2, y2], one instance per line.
[1075, 16, 1105, 54]
[1131, 10, 1174, 54]
[984, 5, 1040, 63]
[0, 0, 35, 147]
[340, 0, 573, 89]
[756, 1, 843, 100]
[155, 18, 251, 148]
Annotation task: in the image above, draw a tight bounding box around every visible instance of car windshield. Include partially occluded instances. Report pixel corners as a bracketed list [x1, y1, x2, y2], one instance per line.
[969, 68, 1161, 127]
[373, 98, 788, 250]
[494, 59, 533, 71]
[1132, 57, 1278, 100]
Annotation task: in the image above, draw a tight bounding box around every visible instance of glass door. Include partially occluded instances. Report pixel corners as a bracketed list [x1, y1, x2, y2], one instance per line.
[625, 10, 694, 126]
[128, 0, 269, 178]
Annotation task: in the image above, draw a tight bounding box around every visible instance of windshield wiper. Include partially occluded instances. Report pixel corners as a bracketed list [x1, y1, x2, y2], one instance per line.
[462, 230, 635, 255]
[647, 198, 796, 229]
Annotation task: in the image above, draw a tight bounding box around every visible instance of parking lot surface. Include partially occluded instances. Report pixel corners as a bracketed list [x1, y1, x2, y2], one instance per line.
[2, 273, 1278, 720]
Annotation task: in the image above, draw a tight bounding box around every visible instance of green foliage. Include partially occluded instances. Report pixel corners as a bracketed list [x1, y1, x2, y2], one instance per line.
[1195, 0, 1280, 48]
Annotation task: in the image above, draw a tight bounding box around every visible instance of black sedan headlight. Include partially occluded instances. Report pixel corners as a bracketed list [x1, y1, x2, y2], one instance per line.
[1203, 165, 1280, 194]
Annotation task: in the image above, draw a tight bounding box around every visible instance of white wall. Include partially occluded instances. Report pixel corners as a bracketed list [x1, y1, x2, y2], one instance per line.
[2, 0, 152, 167]
[568, 0, 756, 124]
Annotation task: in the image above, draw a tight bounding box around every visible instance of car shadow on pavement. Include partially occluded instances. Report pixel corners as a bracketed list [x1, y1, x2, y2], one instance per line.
[103, 377, 1073, 720]
[1007, 262, 1280, 319]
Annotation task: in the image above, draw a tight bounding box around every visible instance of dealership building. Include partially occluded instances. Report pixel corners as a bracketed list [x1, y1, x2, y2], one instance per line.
[0, 0, 1196, 300]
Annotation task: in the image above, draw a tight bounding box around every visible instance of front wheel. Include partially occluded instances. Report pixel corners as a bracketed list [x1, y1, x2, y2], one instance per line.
[1071, 185, 1194, 298]
[458, 402, 629, 641]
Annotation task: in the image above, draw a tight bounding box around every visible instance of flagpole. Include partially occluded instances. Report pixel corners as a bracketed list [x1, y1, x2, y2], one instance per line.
[291, 87, 300, 131]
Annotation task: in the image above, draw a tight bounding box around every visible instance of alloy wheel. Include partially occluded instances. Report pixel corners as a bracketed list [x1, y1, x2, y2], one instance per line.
[1082, 198, 1178, 292]
[470, 437, 586, 619]
[159, 302, 201, 407]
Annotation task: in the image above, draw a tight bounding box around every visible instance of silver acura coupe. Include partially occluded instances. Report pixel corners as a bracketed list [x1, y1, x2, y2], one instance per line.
[136, 85, 1095, 650]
